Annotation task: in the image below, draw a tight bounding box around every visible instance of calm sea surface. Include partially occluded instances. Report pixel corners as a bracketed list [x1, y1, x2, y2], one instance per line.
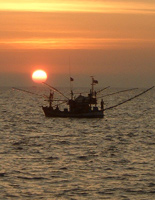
[0, 87, 155, 200]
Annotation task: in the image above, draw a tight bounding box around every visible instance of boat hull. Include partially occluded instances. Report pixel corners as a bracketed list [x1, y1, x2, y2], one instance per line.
[42, 106, 104, 118]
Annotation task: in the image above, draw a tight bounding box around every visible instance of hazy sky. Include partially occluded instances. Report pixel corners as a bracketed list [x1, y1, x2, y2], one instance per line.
[0, 0, 154, 87]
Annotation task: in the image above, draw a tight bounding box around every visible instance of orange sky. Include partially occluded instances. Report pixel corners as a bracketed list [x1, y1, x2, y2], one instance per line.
[0, 0, 155, 87]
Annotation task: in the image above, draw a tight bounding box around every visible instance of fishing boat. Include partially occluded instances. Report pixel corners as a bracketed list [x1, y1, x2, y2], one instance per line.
[42, 77, 104, 118]
[13, 77, 154, 118]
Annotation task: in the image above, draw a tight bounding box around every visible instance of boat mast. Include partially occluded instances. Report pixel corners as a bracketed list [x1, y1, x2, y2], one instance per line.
[91, 76, 95, 96]
[49, 90, 53, 107]
[70, 77, 74, 100]
[69, 57, 74, 100]
[91, 76, 98, 97]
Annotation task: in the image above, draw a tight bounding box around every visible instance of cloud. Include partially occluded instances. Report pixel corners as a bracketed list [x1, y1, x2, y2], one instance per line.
[0, 10, 154, 50]
[1, 37, 154, 50]
[0, 0, 154, 14]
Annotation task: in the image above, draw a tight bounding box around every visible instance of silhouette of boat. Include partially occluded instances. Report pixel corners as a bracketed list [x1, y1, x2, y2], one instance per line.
[42, 77, 104, 118]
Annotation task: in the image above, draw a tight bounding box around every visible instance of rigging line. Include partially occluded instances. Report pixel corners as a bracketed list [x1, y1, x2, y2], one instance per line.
[42, 82, 69, 100]
[12, 87, 48, 98]
[98, 88, 138, 99]
[44, 99, 66, 102]
[96, 86, 110, 94]
[104, 86, 154, 111]
[69, 56, 72, 92]
[53, 100, 68, 108]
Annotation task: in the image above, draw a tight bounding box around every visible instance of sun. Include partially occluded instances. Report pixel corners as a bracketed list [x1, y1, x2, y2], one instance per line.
[32, 70, 47, 83]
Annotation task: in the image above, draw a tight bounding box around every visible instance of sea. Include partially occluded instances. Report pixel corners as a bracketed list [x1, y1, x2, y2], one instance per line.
[0, 86, 154, 200]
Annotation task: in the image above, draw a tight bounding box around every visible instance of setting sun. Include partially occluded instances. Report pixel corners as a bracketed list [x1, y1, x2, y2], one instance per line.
[32, 70, 47, 83]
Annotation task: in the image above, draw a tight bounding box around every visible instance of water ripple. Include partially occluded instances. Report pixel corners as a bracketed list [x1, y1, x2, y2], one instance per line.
[0, 87, 154, 199]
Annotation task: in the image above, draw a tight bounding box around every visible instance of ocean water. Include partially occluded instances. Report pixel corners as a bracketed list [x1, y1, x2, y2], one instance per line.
[0, 87, 154, 200]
